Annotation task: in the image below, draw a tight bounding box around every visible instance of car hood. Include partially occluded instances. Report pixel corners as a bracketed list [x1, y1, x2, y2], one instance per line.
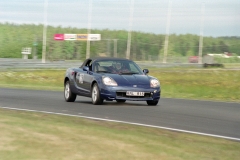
[106, 74, 150, 86]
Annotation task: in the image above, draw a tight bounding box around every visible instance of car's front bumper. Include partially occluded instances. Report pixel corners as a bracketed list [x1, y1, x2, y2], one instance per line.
[100, 86, 160, 101]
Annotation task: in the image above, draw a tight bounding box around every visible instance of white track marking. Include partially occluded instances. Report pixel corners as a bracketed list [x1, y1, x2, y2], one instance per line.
[1, 106, 240, 141]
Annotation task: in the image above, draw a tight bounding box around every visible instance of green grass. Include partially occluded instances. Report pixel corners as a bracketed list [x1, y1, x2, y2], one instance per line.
[151, 69, 240, 102]
[0, 70, 63, 91]
[0, 68, 239, 102]
[1, 108, 240, 160]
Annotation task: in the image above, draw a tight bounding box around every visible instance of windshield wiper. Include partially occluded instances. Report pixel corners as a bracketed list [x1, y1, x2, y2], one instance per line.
[118, 72, 139, 75]
[96, 71, 111, 73]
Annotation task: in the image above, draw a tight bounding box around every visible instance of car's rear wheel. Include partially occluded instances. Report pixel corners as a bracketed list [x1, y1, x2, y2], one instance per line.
[64, 81, 76, 102]
[116, 100, 126, 103]
[92, 83, 103, 105]
[146, 100, 159, 106]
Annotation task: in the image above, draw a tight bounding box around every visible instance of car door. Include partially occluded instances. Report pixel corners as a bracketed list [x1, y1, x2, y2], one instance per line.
[81, 71, 93, 95]
[76, 60, 93, 96]
[75, 70, 89, 95]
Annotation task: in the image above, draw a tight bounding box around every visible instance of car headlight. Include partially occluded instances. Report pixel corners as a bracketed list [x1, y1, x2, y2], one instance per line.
[102, 76, 118, 86]
[150, 79, 160, 88]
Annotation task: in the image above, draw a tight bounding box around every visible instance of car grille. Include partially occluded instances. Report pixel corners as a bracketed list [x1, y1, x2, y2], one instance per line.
[116, 91, 152, 99]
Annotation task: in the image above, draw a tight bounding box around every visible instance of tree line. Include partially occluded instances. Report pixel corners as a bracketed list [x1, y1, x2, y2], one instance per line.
[0, 23, 239, 62]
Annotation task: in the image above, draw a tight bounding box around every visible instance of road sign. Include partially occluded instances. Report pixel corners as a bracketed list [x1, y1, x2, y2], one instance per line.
[77, 34, 88, 41]
[54, 34, 101, 41]
[54, 34, 64, 40]
[88, 34, 101, 41]
[64, 34, 76, 40]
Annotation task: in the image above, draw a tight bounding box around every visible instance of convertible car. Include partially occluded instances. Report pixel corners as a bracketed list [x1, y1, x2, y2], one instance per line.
[64, 57, 161, 105]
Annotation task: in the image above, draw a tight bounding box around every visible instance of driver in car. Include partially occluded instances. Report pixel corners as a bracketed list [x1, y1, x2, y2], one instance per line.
[109, 62, 129, 73]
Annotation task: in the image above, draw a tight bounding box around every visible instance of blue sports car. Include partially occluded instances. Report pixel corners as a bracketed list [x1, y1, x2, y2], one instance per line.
[64, 57, 161, 105]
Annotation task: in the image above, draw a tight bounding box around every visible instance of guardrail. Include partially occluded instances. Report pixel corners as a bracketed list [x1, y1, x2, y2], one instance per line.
[0, 58, 202, 70]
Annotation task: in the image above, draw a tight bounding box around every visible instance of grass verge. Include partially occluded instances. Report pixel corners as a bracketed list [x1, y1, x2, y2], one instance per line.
[1, 108, 240, 160]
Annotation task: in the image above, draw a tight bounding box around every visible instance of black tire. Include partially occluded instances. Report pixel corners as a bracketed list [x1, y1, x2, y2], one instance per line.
[64, 81, 76, 102]
[146, 100, 159, 106]
[91, 83, 103, 105]
[116, 100, 126, 103]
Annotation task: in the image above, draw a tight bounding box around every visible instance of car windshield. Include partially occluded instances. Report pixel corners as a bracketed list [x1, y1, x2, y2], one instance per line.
[93, 60, 143, 74]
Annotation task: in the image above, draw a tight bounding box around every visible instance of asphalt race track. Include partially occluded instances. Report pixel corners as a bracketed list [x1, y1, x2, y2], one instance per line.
[0, 87, 240, 141]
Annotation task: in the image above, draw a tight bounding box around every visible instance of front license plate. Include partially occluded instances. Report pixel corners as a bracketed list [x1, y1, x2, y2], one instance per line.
[126, 91, 144, 96]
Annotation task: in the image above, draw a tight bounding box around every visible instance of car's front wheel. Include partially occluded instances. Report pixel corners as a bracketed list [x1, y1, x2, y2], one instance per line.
[64, 81, 76, 102]
[92, 83, 103, 105]
[146, 100, 159, 106]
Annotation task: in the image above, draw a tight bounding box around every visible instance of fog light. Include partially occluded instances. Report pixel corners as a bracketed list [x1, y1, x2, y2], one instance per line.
[154, 90, 157, 93]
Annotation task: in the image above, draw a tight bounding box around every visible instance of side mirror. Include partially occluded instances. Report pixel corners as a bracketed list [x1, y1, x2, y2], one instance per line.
[83, 66, 89, 72]
[143, 69, 149, 75]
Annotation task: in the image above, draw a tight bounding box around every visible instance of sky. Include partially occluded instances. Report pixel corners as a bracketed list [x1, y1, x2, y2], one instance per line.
[0, 0, 240, 37]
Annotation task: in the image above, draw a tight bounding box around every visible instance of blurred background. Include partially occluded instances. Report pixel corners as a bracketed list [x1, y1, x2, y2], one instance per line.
[0, 0, 239, 64]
